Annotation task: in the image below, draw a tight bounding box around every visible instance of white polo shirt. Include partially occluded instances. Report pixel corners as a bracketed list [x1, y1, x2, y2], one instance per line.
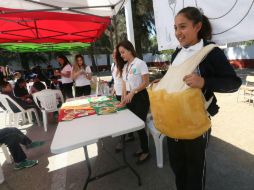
[74, 66, 92, 87]
[122, 57, 149, 92]
[61, 64, 73, 84]
[111, 63, 123, 96]
[172, 39, 204, 66]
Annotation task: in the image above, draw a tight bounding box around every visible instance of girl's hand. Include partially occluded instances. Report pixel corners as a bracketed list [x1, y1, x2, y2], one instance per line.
[111, 89, 116, 96]
[183, 73, 205, 89]
[54, 70, 60, 76]
[151, 79, 161, 84]
[60, 72, 66, 77]
[121, 94, 126, 104]
[123, 91, 134, 104]
[25, 98, 32, 103]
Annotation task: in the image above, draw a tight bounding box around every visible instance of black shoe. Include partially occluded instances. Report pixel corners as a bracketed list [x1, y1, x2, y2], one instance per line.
[136, 153, 151, 165]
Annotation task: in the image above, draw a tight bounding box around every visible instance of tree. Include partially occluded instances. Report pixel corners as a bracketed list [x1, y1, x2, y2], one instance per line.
[111, 0, 157, 57]
[131, 0, 156, 58]
[227, 40, 254, 47]
[0, 50, 19, 67]
[19, 52, 48, 70]
[94, 0, 157, 57]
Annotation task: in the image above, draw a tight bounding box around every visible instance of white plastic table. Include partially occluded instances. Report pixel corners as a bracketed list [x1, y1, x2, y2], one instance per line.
[51, 108, 145, 189]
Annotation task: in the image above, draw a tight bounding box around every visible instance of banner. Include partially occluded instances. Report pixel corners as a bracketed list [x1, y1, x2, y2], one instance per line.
[152, 0, 254, 50]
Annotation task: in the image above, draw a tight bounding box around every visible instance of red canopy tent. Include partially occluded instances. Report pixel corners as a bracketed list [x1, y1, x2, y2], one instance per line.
[0, 7, 111, 43]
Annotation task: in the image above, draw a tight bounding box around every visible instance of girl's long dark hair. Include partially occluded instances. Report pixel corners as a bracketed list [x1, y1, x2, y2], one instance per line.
[177, 7, 212, 40]
[116, 40, 137, 77]
[57, 55, 71, 71]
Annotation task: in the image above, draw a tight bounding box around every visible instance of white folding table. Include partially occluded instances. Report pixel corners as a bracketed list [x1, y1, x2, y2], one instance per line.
[51, 109, 145, 190]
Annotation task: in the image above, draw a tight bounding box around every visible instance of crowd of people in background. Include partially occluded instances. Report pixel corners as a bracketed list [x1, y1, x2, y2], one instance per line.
[0, 53, 94, 171]
[0, 53, 93, 100]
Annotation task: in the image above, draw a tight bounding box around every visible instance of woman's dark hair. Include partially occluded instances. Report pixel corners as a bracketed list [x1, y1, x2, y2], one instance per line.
[57, 55, 71, 70]
[16, 78, 26, 85]
[0, 81, 9, 92]
[115, 40, 137, 77]
[33, 81, 46, 91]
[177, 7, 212, 40]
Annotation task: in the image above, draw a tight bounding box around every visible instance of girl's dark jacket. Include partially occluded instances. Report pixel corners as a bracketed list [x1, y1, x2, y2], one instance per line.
[171, 40, 242, 116]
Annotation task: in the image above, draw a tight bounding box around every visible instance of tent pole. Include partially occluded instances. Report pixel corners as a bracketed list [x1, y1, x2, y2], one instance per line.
[124, 0, 135, 48]
[90, 43, 99, 76]
[112, 16, 118, 46]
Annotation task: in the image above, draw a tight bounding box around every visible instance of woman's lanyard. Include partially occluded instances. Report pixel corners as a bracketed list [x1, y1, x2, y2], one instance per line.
[126, 63, 134, 81]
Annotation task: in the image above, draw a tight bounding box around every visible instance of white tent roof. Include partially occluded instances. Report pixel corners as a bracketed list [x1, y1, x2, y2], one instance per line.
[0, 0, 126, 17]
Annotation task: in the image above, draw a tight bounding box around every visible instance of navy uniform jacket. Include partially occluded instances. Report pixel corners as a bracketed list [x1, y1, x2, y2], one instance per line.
[171, 40, 242, 116]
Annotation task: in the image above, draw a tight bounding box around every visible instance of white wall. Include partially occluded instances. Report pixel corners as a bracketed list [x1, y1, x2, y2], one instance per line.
[143, 53, 170, 62]
[224, 44, 254, 60]
[84, 54, 110, 66]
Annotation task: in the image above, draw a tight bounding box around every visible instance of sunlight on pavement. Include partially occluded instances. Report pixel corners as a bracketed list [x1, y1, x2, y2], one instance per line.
[47, 143, 98, 172]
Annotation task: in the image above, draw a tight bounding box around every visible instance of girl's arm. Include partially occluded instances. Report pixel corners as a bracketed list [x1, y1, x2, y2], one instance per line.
[121, 79, 127, 103]
[183, 48, 242, 92]
[71, 70, 81, 80]
[131, 74, 149, 94]
[61, 71, 71, 78]
[86, 72, 92, 80]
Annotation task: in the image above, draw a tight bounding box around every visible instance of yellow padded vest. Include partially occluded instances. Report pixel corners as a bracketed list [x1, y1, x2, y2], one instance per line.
[148, 44, 216, 139]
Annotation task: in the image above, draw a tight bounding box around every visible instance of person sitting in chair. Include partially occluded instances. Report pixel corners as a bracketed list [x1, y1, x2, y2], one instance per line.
[30, 77, 46, 94]
[0, 127, 44, 170]
[50, 76, 63, 91]
[14, 78, 31, 101]
[0, 81, 39, 114]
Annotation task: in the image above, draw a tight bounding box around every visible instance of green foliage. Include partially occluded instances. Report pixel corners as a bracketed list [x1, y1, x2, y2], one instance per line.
[0, 50, 16, 66]
[237, 40, 254, 46]
[97, 0, 157, 56]
[19, 52, 48, 70]
[93, 33, 113, 54]
[132, 0, 156, 58]
[227, 40, 254, 47]
[159, 49, 175, 62]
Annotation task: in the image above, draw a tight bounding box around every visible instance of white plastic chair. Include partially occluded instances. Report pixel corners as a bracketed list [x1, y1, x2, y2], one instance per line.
[0, 162, 4, 184]
[237, 75, 254, 104]
[27, 81, 47, 94]
[33, 89, 63, 132]
[146, 114, 166, 168]
[0, 94, 40, 128]
[0, 144, 12, 164]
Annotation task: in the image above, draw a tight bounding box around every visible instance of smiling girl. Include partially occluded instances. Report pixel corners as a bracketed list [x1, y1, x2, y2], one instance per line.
[164, 7, 242, 190]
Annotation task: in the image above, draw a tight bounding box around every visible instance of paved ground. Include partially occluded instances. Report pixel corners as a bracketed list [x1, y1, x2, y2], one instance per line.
[1, 69, 254, 190]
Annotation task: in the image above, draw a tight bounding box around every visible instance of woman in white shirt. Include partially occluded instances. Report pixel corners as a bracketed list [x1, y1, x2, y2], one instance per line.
[111, 49, 124, 100]
[56, 55, 73, 99]
[116, 40, 150, 164]
[72, 54, 92, 97]
[111, 48, 135, 152]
